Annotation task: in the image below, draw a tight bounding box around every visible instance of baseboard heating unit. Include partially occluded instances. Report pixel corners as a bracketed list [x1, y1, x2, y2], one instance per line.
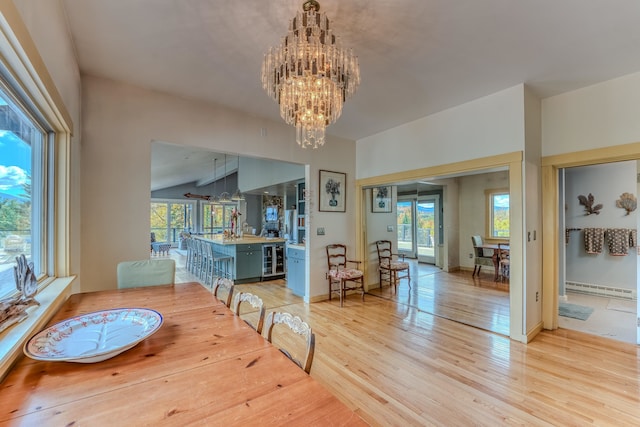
[565, 281, 637, 300]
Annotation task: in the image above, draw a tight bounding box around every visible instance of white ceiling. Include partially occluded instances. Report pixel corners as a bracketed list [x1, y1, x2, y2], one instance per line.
[61, 1, 640, 192]
[62, 0, 640, 143]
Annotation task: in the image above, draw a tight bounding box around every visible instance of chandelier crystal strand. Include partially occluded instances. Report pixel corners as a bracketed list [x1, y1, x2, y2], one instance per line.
[261, 1, 360, 148]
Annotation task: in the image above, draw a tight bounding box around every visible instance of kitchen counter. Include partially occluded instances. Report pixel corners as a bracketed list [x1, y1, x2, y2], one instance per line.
[286, 243, 305, 250]
[195, 235, 286, 245]
[194, 235, 286, 283]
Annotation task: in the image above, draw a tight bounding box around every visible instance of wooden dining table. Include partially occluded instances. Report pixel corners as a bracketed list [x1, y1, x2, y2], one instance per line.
[478, 243, 510, 281]
[0, 282, 366, 426]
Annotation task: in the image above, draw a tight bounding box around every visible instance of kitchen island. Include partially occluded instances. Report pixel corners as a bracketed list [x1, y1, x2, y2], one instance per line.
[195, 235, 286, 284]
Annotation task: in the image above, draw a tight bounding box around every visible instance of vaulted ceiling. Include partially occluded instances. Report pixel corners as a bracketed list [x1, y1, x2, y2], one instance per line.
[62, 0, 640, 143]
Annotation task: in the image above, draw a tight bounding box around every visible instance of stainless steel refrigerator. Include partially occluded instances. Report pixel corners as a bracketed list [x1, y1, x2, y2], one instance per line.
[284, 209, 298, 243]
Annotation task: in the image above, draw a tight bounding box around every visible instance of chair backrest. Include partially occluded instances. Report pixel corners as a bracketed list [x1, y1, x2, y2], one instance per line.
[150, 232, 156, 243]
[117, 259, 175, 289]
[326, 244, 347, 271]
[232, 292, 266, 334]
[264, 311, 315, 374]
[213, 277, 235, 307]
[375, 240, 393, 263]
[471, 235, 486, 257]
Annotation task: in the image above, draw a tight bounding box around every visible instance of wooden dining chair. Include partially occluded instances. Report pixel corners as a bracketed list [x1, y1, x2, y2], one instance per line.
[213, 276, 235, 307]
[326, 244, 365, 307]
[232, 291, 266, 334]
[499, 250, 510, 282]
[375, 240, 410, 293]
[116, 259, 175, 289]
[264, 311, 315, 374]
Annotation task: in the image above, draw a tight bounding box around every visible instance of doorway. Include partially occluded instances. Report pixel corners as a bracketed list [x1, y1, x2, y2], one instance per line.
[417, 196, 438, 264]
[396, 194, 440, 265]
[556, 161, 638, 344]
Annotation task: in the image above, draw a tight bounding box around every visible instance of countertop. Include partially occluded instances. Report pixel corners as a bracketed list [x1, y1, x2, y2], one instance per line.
[194, 235, 286, 245]
[287, 243, 306, 250]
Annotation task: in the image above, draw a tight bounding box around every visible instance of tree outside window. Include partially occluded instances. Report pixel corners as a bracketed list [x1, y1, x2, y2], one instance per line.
[486, 189, 509, 239]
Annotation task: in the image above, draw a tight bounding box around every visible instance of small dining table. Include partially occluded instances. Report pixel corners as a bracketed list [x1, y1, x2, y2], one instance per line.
[478, 243, 510, 281]
[0, 282, 366, 425]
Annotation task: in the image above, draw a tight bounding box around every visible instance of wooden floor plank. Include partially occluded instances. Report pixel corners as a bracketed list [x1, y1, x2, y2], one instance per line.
[171, 251, 640, 426]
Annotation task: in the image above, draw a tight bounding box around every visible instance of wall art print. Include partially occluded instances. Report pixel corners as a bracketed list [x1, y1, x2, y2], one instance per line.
[371, 186, 392, 213]
[319, 170, 346, 212]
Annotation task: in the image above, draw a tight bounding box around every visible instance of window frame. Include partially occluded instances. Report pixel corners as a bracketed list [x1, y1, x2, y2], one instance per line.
[485, 188, 510, 240]
[0, 1, 74, 379]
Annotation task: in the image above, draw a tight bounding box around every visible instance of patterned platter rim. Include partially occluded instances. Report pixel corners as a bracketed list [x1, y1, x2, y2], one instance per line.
[23, 307, 163, 363]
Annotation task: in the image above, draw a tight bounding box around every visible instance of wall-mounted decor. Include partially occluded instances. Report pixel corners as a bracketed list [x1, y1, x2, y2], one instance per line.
[372, 186, 392, 213]
[615, 192, 637, 215]
[577, 193, 602, 215]
[319, 170, 346, 212]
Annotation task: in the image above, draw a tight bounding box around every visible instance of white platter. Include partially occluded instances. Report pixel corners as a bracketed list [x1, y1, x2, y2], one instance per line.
[24, 308, 163, 363]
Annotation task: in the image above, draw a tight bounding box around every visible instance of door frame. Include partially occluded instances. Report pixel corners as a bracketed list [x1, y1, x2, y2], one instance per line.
[356, 151, 525, 342]
[417, 195, 439, 264]
[541, 141, 640, 336]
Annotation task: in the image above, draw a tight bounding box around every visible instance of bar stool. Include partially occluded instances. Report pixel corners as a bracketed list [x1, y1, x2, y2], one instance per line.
[213, 252, 233, 279]
[200, 242, 214, 287]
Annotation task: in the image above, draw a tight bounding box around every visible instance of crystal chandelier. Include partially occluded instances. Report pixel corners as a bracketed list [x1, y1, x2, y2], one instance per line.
[261, 0, 360, 149]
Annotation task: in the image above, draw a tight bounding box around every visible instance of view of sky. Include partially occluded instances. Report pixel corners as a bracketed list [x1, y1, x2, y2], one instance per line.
[494, 194, 509, 208]
[0, 129, 31, 200]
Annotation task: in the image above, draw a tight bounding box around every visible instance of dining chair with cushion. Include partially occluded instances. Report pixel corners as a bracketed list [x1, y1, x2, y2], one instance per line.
[213, 276, 235, 307]
[471, 235, 494, 277]
[264, 311, 315, 374]
[117, 259, 176, 289]
[375, 240, 410, 293]
[232, 291, 266, 334]
[499, 251, 510, 282]
[326, 244, 365, 307]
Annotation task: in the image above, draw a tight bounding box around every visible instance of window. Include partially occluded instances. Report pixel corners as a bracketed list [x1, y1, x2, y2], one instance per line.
[150, 200, 195, 245]
[486, 188, 509, 239]
[202, 202, 237, 235]
[0, 83, 49, 298]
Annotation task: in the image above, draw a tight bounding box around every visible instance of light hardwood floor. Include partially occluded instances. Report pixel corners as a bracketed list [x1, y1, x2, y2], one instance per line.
[171, 251, 640, 426]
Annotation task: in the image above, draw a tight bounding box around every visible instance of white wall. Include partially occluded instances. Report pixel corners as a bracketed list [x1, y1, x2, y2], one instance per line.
[523, 87, 543, 331]
[564, 162, 637, 291]
[364, 187, 397, 289]
[356, 85, 525, 180]
[457, 171, 509, 271]
[542, 71, 640, 156]
[81, 75, 357, 300]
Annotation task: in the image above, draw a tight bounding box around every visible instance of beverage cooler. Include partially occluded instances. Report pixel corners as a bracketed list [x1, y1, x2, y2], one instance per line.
[262, 243, 285, 279]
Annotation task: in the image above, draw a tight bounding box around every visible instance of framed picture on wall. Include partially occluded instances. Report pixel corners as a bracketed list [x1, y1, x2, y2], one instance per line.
[319, 170, 346, 212]
[372, 186, 392, 213]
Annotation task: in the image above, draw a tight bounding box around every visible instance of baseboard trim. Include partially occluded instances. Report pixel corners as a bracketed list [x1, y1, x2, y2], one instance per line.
[526, 321, 544, 342]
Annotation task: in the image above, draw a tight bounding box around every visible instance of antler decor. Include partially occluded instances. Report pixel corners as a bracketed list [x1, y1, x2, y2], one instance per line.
[0, 254, 40, 333]
[577, 193, 603, 215]
[184, 192, 211, 201]
[615, 192, 637, 215]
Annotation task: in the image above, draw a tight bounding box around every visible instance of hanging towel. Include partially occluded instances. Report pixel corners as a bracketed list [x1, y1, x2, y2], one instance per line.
[583, 228, 605, 254]
[607, 228, 631, 256]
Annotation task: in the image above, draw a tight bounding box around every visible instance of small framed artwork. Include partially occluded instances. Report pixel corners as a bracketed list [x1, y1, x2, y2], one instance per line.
[372, 186, 392, 213]
[319, 170, 346, 212]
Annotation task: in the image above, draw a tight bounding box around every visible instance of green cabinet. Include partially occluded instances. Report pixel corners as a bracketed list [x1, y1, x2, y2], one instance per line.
[235, 243, 262, 283]
[286, 246, 305, 296]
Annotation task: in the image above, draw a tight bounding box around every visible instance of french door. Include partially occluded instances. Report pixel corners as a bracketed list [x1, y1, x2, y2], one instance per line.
[396, 196, 439, 264]
[417, 196, 438, 264]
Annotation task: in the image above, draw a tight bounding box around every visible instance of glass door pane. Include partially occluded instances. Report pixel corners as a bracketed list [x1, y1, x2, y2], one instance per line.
[150, 202, 168, 242]
[396, 200, 414, 256]
[417, 198, 437, 264]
